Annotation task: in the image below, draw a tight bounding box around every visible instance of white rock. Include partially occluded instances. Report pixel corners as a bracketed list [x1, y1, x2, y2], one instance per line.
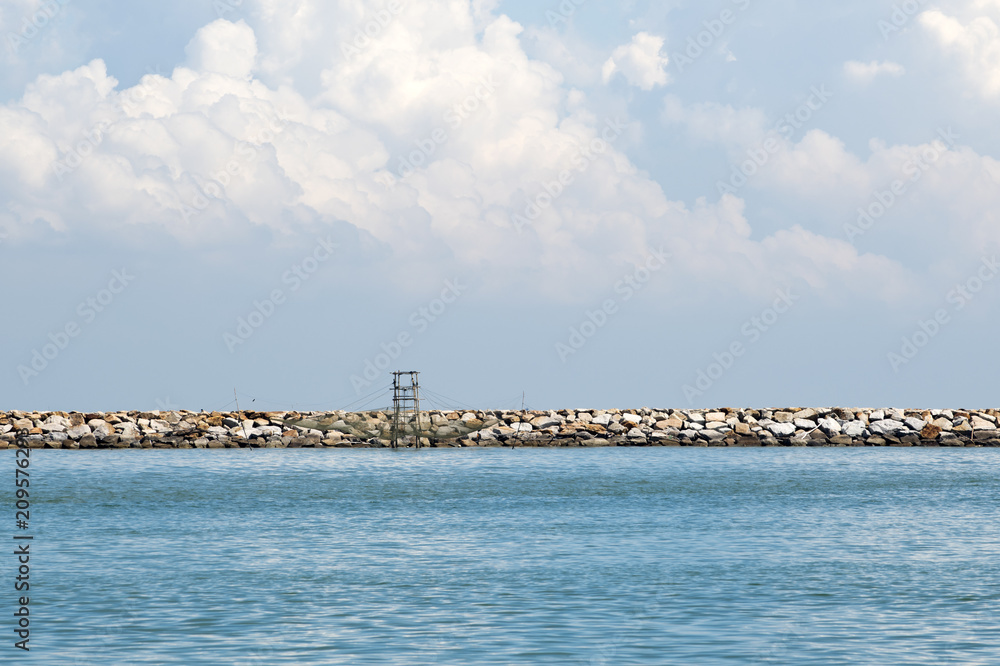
[687, 412, 706, 423]
[149, 419, 172, 433]
[66, 424, 91, 439]
[818, 418, 841, 435]
[627, 427, 646, 438]
[972, 417, 997, 431]
[869, 419, 904, 435]
[870, 409, 885, 421]
[511, 422, 533, 433]
[592, 413, 611, 426]
[931, 418, 953, 431]
[793, 419, 817, 430]
[117, 422, 140, 439]
[768, 423, 797, 436]
[530, 415, 561, 428]
[40, 422, 66, 432]
[686, 422, 704, 431]
[43, 414, 71, 428]
[904, 417, 926, 432]
[842, 421, 865, 437]
[621, 413, 642, 425]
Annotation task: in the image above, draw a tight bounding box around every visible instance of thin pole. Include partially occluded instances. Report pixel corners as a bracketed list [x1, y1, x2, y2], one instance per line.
[235, 389, 249, 441]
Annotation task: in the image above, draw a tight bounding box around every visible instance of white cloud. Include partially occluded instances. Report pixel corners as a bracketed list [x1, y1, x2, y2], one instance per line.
[843, 60, 905, 83]
[2, 6, 982, 312]
[601, 32, 670, 91]
[185, 20, 258, 80]
[921, 9, 1000, 97]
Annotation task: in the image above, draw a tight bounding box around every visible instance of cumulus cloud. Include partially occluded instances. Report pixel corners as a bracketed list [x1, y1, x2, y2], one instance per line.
[921, 9, 1000, 97]
[2, 3, 980, 312]
[843, 60, 905, 83]
[601, 32, 670, 90]
[185, 20, 259, 80]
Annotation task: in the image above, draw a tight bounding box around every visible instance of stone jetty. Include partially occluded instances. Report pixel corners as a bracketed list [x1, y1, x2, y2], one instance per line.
[3, 407, 1000, 448]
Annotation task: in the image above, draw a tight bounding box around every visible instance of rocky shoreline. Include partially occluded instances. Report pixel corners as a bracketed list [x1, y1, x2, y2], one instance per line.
[3, 407, 1000, 449]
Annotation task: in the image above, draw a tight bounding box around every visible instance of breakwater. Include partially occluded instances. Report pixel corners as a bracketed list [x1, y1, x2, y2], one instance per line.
[3, 407, 1000, 448]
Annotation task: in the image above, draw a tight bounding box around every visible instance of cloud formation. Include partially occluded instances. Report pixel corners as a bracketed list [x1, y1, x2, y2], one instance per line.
[602, 32, 670, 90]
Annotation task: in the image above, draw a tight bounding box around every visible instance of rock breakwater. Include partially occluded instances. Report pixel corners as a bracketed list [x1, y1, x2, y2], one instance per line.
[3, 407, 1000, 449]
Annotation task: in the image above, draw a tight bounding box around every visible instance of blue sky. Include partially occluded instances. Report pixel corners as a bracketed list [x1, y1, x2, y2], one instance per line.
[1, 0, 998, 412]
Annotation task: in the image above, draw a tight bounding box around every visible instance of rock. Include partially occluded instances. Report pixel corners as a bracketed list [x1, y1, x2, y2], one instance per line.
[66, 424, 92, 439]
[149, 419, 172, 433]
[700, 430, 726, 442]
[972, 417, 997, 430]
[795, 408, 818, 421]
[510, 423, 533, 433]
[953, 421, 972, 433]
[904, 417, 927, 431]
[772, 411, 794, 423]
[89, 420, 114, 437]
[40, 422, 66, 433]
[768, 423, 796, 436]
[591, 413, 611, 426]
[931, 417, 952, 431]
[793, 418, 817, 430]
[705, 411, 726, 422]
[584, 438, 611, 447]
[829, 434, 854, 446]
[870, 409, 885, 421]
[530, 415, 561, 429]
[626, 427, 646, 439]
[222, 417, 239, 428]
[621, 413, 642, 425]
[818, 418, 841, 435]
[842, 421, 865, 437]
[79, 434, 98, 449]
[869, 419, 905, 435]
[735, 423, 752, 435]
[920, 424, 942, 439]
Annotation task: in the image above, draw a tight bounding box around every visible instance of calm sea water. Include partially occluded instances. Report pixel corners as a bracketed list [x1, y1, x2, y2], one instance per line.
[14, 448, 1000, 664]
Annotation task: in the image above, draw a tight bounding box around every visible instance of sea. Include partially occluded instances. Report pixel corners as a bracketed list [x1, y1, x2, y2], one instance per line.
[15, 447, 1000, 664]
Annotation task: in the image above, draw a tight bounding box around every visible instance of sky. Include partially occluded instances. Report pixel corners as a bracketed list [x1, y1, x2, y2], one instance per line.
[1, 0, 998, 413]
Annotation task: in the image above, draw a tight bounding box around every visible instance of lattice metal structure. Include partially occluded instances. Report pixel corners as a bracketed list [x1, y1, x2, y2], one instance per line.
[391, 371, 424, 448]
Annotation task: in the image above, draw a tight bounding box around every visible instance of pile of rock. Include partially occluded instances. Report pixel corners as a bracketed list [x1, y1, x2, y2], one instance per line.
[2, 407, 999, 449]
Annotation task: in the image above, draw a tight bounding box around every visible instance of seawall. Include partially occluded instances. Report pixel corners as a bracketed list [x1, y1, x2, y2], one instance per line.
[3, 407, 1000, 448]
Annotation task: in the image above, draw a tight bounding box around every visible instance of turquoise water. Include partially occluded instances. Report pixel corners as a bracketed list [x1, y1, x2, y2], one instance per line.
[15, 448, 1000, 664]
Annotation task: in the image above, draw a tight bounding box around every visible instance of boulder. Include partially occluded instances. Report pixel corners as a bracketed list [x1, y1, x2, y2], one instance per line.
[818, 418, 841, 435]
[869, 419, 905, 435]
[530, 415, 561, 429]
[972, 417, 997, 431]
[767, 423, 796, 436]
[66, 424, 92, 439]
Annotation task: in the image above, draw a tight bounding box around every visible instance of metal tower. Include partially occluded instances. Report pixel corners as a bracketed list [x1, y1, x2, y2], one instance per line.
[391, 371, 424, 448]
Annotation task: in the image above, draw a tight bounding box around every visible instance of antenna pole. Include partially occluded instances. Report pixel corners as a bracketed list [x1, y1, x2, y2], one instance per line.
[235, 389, 249, 441]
